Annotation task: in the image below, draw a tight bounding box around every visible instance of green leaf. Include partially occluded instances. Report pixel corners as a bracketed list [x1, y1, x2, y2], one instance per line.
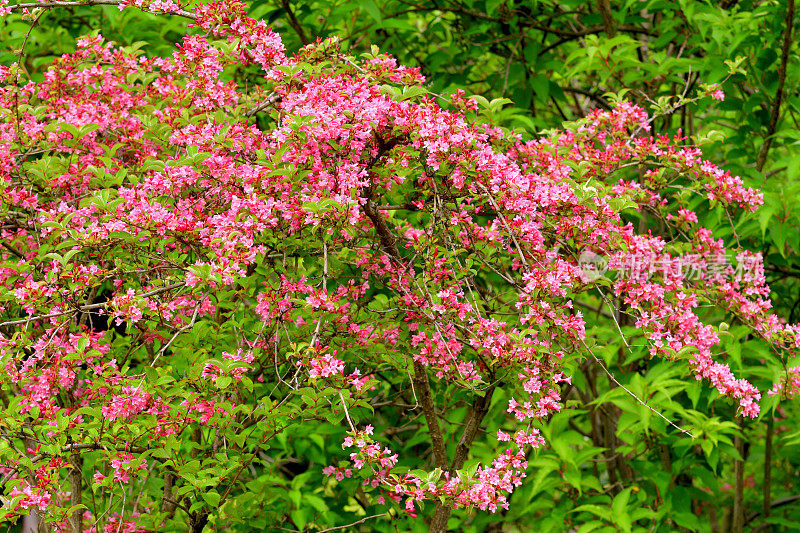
[400, 86, 427, 101]
[202, 490, 221, 508]
[571, 503, 612, 521]
[359, 0, 381, 24]
[611, 487, 632, 532]
[290, 509, 307, 530]
[76, 336, 89, 352]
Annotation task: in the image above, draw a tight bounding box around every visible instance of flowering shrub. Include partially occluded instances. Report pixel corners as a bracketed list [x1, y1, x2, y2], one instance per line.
[0, 1, 797, 531]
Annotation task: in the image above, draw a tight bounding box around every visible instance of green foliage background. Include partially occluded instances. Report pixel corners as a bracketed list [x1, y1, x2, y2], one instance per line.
[4, 1, 800, 531]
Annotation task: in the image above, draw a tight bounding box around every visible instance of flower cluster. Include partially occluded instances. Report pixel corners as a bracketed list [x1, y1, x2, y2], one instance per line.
[769, 366, 800, 398]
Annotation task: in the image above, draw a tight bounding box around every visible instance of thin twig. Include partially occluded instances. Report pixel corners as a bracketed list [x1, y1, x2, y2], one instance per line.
[582, 339, 695, 439]
[149, 304, 200, 368]
[316, 513, 388, 533]
[479, 184, 528, 269]
[501, 35, 524, 96]
[597, 0, 616, 37]
[244, 93, 280, 117]
[1, 240, 25, 258]
[339, 391, 357, 433]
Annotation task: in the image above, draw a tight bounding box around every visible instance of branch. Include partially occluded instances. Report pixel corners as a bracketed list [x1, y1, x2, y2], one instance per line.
[339, 391, 357, 433]
[757, 0, 795, 172]
[430, 385, 497, 532]
[1, 442, 149, 487]
[412, 361, 448, 469]
[148, 302, 200, 368]
[748, 494, 800, 527]
[160, 470, 176, 517]
[35, 442, 147, 460]
[596, 0, 616, 37]
[501, 35, 524, 96]
[524, 22, 653, 39]
[561, 86, 612, 110]
[244, 92, 280, 117]
[279, 0, 309, 45]
[361, 136, 409, 261]
[0, 281, 185, 327]
[69, 452, 83, 533]
[763, 418, 774, 524]
[8, 0, 196, 19]
[360, 132, 451, 506]
[536, 25, 655, 60]
[391, 3, 501, 22]
[574, 299, 614, 319]
[1, 240, 24, 258]
[450, 385, 495, 472]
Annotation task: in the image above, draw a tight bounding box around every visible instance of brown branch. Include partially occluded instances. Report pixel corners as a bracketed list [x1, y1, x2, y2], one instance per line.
[316, 513, 388, 533]
[392, 3, 501, 22]
[189, 512, 209, 533]
[574, 299, 614, 319]
[430, 385, 497, 532]
[412, 361, 448, 469]
[244, 93, 280, 117]
[362, 180, 448, 474]
[365, 249, 448, 474]
[69, 452, 83, 533]
[160, 496, 191, 515]
[360, 132, 454, 525]
[161, 470, 176, 517]
[450, 385, 496, 472]
[364, 199, 402, 260]
[597, 0, 616, 37]
[280, 0, 309, 45]
[757, 0, 795, 172]
[748, 495, 800, 529]
[361, 134, 409, 261]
